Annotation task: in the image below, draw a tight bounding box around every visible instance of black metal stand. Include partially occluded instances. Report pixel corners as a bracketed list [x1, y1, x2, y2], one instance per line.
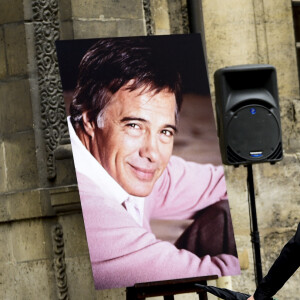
[126, 275, 218, 300]
[247, 164, 263, 286]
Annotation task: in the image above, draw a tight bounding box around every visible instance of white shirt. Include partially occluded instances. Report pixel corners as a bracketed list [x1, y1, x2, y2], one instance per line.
[67, 117, 145, 226]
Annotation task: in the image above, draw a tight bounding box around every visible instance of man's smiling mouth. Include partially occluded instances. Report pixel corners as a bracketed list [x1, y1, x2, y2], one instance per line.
[128, 164, 156, 181]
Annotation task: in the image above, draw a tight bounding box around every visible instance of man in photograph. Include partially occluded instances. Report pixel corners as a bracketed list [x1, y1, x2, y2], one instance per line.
[67, 37, 240, 289]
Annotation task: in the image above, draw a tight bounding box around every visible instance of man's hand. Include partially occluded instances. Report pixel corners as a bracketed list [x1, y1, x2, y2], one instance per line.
[247, 296, 254, 300]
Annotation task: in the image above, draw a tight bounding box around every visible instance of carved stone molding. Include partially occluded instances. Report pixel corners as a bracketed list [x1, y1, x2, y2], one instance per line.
[52, 223, 69, 300]
[142, 0, 154, 35]
[181, 0, 190, 34]
[32, 0, 69, 180]
[50, 185, 81, 215]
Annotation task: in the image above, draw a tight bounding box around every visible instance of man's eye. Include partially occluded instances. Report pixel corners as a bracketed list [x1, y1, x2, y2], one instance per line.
[162, 129, 174, 137]
[127, 123, 140, 129]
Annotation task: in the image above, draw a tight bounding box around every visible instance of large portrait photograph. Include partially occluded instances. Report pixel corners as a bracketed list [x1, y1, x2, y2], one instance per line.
[56, 34, 241, 290]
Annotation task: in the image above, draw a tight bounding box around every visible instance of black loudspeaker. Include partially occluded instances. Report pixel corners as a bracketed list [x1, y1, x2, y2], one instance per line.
[214, 64, 283, 165]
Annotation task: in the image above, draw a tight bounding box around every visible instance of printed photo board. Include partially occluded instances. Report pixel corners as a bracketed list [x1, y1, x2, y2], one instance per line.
[56, 34, 241, 290]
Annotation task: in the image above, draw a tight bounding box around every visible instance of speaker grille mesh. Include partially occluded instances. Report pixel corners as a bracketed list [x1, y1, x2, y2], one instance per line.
[226, 146, 244, 164]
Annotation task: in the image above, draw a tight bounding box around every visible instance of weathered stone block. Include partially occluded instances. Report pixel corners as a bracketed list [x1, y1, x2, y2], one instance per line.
[4, 131, 38, 191]
[0, 0, 24, 25]
[59, 20, 74, 40]
[7, 189, 50, 221]
[11, 219, 53, 262]
[0, 195, 9, 222]
[263, 0, 299, 98]
[14, 260, 57, 300]
[23, 0, 33, 21]
[73, 19, 145, 39]
[95, 287, 126, 300]
[265, 23, 299, 98]
[293, 98, 300, 134]
[167, 0, 185, 34]
[117, 19, 146, 36]
[54, 158, 78, 187]
[4, 23, 28, 76]
[58, 0, 73, 21]
[202, 0, 258, 91]
[71, 0, 144, 19]
[231, 236, 255, 294]
[50, 186, 80, 214]
[73, 20, 118, 39]
[0, 142, 7, 193]
[0, 79, 33, 135]
[285, 99, 300, 151]
[277, 271, 300, 300]
[254, 155, 300, 229]
[58, 213, 89, 258]
[279, 98, 294, 151]
[150, 0, 171, 35]
[262, 228, 294, 267]
[0, 262, 16, 300]
[0, 223, 12, 262]
[65, 256, 96, 299]
[0, 28, 6, 79]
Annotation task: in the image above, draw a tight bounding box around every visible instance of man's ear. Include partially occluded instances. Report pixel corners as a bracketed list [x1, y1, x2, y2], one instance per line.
[82, 112, 96, 138]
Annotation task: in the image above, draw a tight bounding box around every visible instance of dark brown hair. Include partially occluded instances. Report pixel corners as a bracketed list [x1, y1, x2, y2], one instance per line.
[70, 37, 182, 130]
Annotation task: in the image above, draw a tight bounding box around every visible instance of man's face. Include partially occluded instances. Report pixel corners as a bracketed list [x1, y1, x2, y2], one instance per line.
[87, 85, 177, 197]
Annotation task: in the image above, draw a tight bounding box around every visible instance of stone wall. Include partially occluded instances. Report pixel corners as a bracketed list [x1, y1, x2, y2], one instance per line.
[202, 0, 300, 298]
[0, 0, 92, 299]
[0, 0, 299, 299]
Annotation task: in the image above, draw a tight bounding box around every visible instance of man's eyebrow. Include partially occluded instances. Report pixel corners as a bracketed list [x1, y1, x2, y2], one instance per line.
[120, 117, 178, 133]
[121, 117, 147, 123]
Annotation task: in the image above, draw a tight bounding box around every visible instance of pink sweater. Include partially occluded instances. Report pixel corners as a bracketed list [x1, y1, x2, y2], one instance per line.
[77, 156, 240, 290]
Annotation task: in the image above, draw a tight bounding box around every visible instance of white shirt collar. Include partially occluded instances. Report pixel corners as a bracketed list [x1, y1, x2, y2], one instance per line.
[67, 117, 144, 225]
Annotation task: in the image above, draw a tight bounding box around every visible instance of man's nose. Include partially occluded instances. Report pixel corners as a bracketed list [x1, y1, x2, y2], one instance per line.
[139, 133, 159, 162]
